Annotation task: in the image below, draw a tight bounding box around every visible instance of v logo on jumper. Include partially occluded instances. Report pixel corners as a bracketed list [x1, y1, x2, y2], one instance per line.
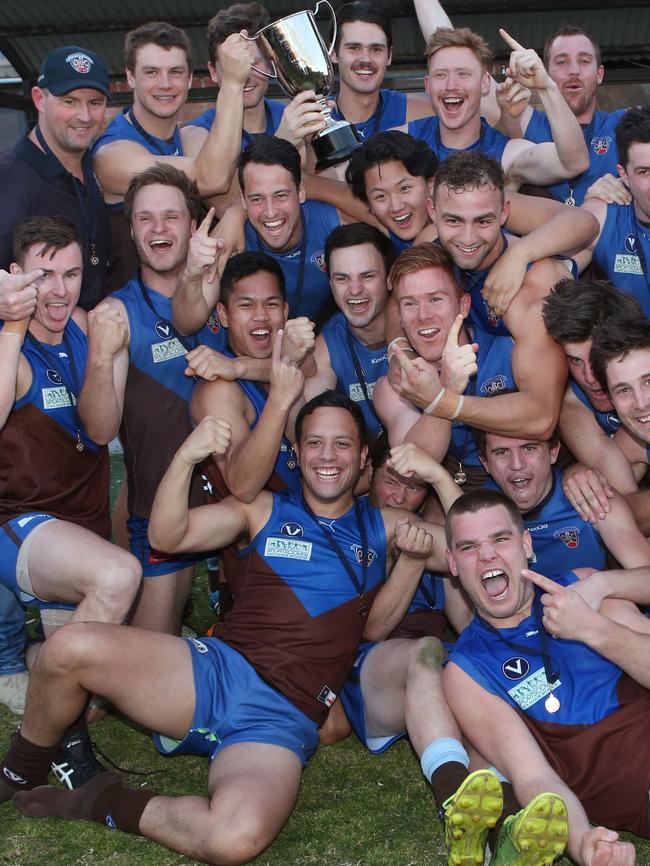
[502, 656, 530, 680]
[155, 321, 171, 340]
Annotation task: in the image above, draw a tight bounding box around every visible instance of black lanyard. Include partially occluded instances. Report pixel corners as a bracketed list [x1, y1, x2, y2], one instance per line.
[632, 216, 650, 295]
[344, 327, 372, 404]
[418, 572, 438, 610]
[255, 212, 307, 318]
[301, 495, 370, 617]
[533, 596, 560, 686]
[564, 116, 597, 205]
[127, 108, 181, 156]
[137, 271, 193, 354]
[34, 125, 101, 268]
[448, 328, 477, 484]
[25, 330, 85, 452]
[248, 380, 298, 469]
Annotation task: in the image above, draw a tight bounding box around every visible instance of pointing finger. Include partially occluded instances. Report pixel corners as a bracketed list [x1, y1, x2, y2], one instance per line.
[9, 268, 44, 291]
[272, 327, 284, 364]
[196, 207, 216, 237]
[499, 28, 525, 51]
[521, 568, 562, 595]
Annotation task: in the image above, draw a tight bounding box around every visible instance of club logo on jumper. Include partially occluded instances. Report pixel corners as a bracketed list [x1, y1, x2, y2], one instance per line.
[46, 369, 63, 385]
[66, 52, 93, 74]
[351, 544, 378, 566]
[281, 521, 304, 538]
[265, 536, 313, 561]
[311, 250, 327, 272]
[508, 666, 561, 711]
[625, 234, 637, 255]
[591, 136, 611, 155]
[317, 685, 337, 707]
[480, 375, 507, 397]
[554, 526, 580, 549]
[606, 412, 621, 430]
[105, 814, 118, 830]
[190, 638, 208, 653]
[154, 320, 172, 340]
[502, 656, 530, 680]
[206, 311, 221, 334]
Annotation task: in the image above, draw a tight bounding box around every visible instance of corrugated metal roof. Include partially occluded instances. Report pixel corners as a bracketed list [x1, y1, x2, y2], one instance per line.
[1, 1, 649, 81]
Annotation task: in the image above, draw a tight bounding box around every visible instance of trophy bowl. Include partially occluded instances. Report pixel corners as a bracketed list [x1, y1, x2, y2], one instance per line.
[247, 0, 362, 170]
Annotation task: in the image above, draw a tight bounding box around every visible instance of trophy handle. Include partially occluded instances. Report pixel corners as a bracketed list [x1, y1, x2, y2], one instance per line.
[241, 30, 277, 78]
[314, 0, 337, 56]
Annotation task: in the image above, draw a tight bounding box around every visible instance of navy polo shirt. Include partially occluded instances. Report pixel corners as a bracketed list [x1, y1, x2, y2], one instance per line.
[0, 129, 110, 310]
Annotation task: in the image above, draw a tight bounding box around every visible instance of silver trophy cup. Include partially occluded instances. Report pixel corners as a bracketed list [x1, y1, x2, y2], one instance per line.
[246, 0, 361, 170]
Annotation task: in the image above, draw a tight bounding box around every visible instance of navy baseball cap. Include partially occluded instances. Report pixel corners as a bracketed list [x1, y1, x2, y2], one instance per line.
[37, 46, 111, 99]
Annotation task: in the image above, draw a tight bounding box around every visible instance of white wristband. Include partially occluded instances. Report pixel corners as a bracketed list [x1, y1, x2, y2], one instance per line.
[423, 388, 446, 415]
[450, 394, 464, 420]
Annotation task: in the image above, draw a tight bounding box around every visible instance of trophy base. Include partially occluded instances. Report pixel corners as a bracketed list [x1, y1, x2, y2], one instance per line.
[313, 120, 362, 171]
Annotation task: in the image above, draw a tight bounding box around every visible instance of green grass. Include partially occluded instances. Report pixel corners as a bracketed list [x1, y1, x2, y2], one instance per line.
[2, 458, 650, 865]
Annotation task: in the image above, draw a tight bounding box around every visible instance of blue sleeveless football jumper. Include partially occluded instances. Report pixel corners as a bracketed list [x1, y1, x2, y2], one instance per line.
[448, 328, 516, 468]
[235, 378, 301, 491]
[450, 572, 623, 724]
[321, 311, 387, 436]
[593, 203, 650, 316]
[407, 116, 509, 164]
[221, 489, 387, 724]
[0, 317, 109, 537]
[185, 98, 286, 151]
[93, 110, 183, 207]
[331, 88, 408, 140]
[244, 200, 339, 320]
[388, 230, 412, 254]
[486, 469, 607, 574]
[451, 572, 650, 837]
[569, 379, 620, 435]
[524, 108, 626, 206]
[114, 274, 227, 519]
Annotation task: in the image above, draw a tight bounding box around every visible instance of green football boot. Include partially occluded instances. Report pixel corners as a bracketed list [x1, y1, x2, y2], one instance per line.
[443, 769, 503, 866]
[491, 792, 569, 866]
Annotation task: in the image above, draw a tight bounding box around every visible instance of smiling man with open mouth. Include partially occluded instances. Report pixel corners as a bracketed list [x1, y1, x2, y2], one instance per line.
[444, 488, 647, 866]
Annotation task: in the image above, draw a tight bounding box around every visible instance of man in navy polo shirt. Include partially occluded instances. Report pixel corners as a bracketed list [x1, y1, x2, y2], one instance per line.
[0, 45, 111, 310]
